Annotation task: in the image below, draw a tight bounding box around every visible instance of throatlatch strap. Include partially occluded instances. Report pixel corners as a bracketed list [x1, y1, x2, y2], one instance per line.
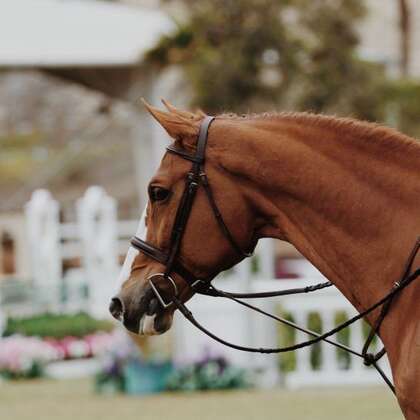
[200, 173, 252, 257]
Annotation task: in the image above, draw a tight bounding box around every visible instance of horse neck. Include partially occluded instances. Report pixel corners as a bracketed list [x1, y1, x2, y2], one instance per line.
[212, 115, 420, 315]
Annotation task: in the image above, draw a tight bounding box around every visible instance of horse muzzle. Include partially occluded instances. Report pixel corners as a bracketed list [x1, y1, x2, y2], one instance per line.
[109, 284, 174, 336]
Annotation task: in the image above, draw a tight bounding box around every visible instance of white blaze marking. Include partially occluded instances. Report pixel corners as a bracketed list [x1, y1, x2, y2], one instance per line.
[114, 205, 148, 294]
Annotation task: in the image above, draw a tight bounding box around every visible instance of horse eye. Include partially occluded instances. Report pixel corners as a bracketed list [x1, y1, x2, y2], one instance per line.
[149, 186, 170, 202]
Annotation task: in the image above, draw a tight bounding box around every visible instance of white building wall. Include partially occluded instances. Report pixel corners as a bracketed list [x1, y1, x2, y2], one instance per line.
[408, 0, 420, 76]
[359, 0, 420, 78]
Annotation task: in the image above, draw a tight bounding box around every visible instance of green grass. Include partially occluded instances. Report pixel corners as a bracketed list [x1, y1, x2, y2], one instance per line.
[0, 378, 402, 420]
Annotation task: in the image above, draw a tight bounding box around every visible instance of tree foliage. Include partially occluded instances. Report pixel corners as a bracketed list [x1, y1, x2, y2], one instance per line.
[292, 0, 387, 120]
[149, 0, 304, 112]
[147, 0, 420, 138]
[148, 0, 384, 118]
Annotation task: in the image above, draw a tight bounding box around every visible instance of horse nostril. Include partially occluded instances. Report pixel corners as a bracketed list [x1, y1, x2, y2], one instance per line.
[109, 296, 125, 321]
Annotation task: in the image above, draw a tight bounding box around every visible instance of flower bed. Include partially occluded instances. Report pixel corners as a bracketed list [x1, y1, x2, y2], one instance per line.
[166, 356, 252, 392]
[0, 335, 59, 379]
[45, 332, 115, 360]
[0, 331, 117, 379]
[95, 332, 252, 395]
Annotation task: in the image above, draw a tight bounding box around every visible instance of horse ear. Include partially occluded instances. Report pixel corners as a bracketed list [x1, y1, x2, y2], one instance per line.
[161, 99, 207, 121]
[142, 99, 197, 141]
[196, 108, 206, 118]
[160, 99, 192, 120]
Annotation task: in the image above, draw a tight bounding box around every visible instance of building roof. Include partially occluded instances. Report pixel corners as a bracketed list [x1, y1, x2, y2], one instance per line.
[0, 0, 173, 67]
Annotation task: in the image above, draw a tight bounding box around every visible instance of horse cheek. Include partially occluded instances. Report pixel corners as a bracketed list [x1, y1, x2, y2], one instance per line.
[416, 322, 420, 347]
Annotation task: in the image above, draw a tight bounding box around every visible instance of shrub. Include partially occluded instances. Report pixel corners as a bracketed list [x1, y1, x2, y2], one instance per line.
[4, 312, 114, 339]
[166, 357, 252, 392]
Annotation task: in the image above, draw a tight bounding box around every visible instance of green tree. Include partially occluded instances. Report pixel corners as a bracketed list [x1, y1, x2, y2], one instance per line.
[147, 0, 387, 121]
[294, 0, 387, 120]
[149, 0, 303, 113]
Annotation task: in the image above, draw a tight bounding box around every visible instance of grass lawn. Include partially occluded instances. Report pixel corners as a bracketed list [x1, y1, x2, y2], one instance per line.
[0, 378, 402, 420]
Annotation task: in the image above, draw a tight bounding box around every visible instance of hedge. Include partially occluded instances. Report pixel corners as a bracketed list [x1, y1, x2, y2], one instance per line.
[4, 312, 114, 339]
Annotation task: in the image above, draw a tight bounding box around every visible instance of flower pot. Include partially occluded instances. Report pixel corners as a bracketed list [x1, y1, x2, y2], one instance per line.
[123, 360, 173, 395]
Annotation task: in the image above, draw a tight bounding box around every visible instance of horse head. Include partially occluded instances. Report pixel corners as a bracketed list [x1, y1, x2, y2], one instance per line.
[110, 101, 257, 335]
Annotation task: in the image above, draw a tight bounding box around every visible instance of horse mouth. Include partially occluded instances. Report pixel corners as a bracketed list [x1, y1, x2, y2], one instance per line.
[138, 311, 173, 335]
[109, 294, 173, 336]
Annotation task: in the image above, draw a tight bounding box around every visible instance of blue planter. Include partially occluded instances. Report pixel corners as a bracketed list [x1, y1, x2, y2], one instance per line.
[123, 360, 173, 395]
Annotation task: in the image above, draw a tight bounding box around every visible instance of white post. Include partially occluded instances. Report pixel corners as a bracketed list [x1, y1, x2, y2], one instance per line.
[293, 311, 312, 375]
[320, 310, 340, 373]
[257, 238, 275, 279]
[248, 240, 280, 387]
[0, 298, 5, 336]
[349, 311, 366, 372]
[249, 296, 281, 388]
[77, 186, 118, 319]
[25, 189, 61, 307]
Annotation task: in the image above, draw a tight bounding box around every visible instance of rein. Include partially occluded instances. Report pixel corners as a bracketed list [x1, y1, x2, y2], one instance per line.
[130, 116, 420, 395]
[178, 261, 420, 394]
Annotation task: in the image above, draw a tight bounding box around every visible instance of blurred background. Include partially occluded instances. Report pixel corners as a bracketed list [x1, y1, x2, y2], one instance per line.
[0, 0, 417, 419]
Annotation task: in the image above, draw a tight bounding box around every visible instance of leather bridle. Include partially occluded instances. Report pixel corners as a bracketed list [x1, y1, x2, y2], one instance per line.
[130, 116, 252, 308]
[130, 115, 420, 395]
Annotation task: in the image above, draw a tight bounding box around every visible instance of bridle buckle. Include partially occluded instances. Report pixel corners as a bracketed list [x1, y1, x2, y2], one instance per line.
[148, 273, 178, 309]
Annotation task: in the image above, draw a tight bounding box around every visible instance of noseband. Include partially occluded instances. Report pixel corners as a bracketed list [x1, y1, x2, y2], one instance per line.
[130, 116, 251, 308]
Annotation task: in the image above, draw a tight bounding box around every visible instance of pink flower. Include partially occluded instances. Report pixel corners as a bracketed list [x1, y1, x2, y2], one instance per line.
[0, 335, 59, 375]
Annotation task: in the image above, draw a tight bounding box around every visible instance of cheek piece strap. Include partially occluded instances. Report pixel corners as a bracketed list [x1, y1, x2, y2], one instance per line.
[130, 116, 252, 308]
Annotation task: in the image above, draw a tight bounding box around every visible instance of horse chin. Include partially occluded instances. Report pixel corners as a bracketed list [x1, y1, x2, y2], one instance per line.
[138, 312, 173, 336]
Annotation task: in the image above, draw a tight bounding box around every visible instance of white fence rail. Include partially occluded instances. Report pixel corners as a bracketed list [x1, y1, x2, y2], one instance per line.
[3, 187, 137, 319]
[174, 275, 391, 390]
[0, 187, 391, 390]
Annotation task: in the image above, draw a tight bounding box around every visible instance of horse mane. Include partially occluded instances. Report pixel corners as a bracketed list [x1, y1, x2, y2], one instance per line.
[218, 111, 420, 153]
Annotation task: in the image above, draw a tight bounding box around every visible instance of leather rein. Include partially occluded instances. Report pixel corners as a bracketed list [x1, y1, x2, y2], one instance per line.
[130, 116, 420, 395]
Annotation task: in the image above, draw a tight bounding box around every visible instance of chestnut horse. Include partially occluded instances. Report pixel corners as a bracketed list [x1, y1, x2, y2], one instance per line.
[112, 101, 420, 418]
